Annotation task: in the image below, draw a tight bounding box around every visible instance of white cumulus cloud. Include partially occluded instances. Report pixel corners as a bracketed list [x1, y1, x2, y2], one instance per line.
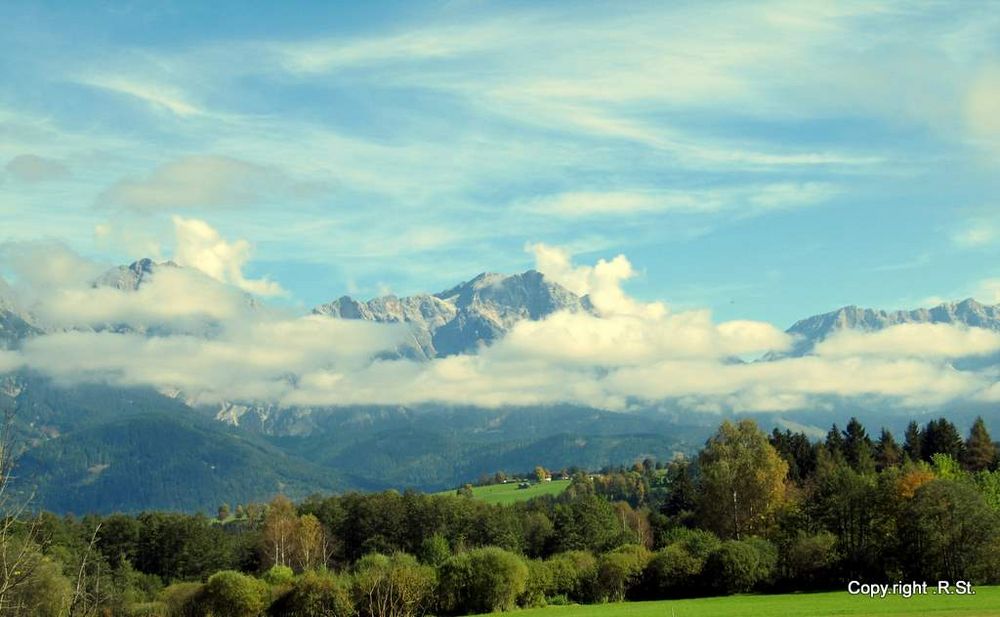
[171, 216, 285, 297]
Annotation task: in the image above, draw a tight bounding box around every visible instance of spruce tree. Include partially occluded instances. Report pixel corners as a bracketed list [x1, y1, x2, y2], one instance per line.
[923, 417, 964, 462]
[963, 416, 997, 472]
[875, 428, 903, 470]
[843, 417, 875, 473]
[826, 423, 846, 461]
[903, 421, 923, 461]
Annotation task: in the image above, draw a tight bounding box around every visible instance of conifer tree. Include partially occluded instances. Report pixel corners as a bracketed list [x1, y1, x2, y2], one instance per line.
[903, 421, 923, 461]
[923, 418, 964, 461]
[843, 418, 875, 473]
[963, 416, 997, 472]
[825, 424, 845, 460]
[875, 428, 903, 470]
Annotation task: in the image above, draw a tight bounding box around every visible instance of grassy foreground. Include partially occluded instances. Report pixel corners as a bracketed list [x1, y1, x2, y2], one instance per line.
[437, 479, 571, 504]
[482, 587, 1000, 616]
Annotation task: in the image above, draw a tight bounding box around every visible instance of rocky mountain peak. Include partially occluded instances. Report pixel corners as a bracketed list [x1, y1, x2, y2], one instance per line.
[314, 270, 590, 358]
[94, 258, 179, 291]
[782, 297, 1000, 357]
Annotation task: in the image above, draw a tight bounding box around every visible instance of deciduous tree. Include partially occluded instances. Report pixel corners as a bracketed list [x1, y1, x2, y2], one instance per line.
[697, 420, 789, 540]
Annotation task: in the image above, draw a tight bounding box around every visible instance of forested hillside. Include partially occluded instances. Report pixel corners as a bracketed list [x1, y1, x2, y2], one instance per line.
[5, 373, 707, 512]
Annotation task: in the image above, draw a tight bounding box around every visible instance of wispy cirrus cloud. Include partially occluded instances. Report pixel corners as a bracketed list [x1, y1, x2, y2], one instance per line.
[2, 1, 999, 318]
[951, 216, 998, 248]
[76, 74, 204, 117]
[522, 183, 836, 218]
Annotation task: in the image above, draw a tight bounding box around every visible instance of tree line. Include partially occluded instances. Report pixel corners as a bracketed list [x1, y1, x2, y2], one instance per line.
[1, 414, 999, 616]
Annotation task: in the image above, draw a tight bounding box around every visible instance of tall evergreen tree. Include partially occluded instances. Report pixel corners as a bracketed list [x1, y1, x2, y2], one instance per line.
[825, 424, 846, 461]
[923, 418, 964, 462]
[662, 460, 696, 519]
[963, 416, 997, 472]
[843, 417, 875, 473]
[903, 421, 923, 461]
[875, 428, 903, 470]
[770, 429, 818, 483]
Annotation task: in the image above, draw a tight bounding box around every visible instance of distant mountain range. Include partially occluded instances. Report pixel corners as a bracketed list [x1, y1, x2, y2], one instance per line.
[4, 257, 997, 359]
[779, 298, 1000, 357]
[313, 270, 592, 359]
[2, 259, 998, 513]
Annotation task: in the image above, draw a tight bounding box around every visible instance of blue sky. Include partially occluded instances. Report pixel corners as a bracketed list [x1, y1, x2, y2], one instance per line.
[2, 1, 999, 327]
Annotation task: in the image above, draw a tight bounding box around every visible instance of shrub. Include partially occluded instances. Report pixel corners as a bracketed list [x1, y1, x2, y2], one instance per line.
[352, 552, 436, 617]
[704, 539, 775, 595]
[547, 594, 571, 606]
[418, 533, 451, 566]
[545, 550, 597, 602]
[782, 531, 837, 587]
[270, 570, 354, 617]
[643, 543, 704, 598]
[659, 527, 721, 559]
[263, 565, 295, 586]
[595, 545, 651, 602]
[127, 602, 168, 617]
[519, 559, 553, 608]
[438, 546, 528, 614]
[112, 561, 166, 608]
[8, 555, 73, 617]
[160, 582, 203, 617]
[201, 570, 269, 617]
[745, 537, 778, 586]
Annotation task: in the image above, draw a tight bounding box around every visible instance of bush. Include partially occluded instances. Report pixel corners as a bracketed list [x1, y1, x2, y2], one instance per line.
[112, 561, 166, 608]
[201, 570, 269, 617]
[352, 552, 436, 617]
[545, 550, 597, 602]
[263, 565, 295, 587]
[8, 555, 73, 617]
[659, 527, 721, 559]
[519, 559, 553, 608]
[782, 531, 837, 587]
[418, 533, 451, 566]
[438, 546, 528, 614]
[643, 543, 704, 598]
[127, 602, 168, 617]
[704, 539, 775, 595]
[547, 594, 571, 606]
[270, 570, 353, 617]
[745, 537, 778, 586]
[160, 582, 203, 617]
[595, 545, 651, 602]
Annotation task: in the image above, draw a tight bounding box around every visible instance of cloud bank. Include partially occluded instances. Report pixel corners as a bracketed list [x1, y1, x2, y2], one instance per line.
[1, 232, 997, 413]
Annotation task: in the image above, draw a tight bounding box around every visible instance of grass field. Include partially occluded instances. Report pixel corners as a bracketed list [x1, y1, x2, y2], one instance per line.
[437, 479, 571, 504]
[481, 587, 1000, 616]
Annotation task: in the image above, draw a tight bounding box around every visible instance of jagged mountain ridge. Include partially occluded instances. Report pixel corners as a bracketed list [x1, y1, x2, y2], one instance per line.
[781, 298, 1000, 357]
[8, 257, 997, 362]
[313, 270, 593, 358]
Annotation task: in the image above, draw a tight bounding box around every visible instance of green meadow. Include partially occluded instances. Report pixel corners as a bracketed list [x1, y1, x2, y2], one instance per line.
[482, 587, 1000, 617]
[437, 479, 571, 504]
